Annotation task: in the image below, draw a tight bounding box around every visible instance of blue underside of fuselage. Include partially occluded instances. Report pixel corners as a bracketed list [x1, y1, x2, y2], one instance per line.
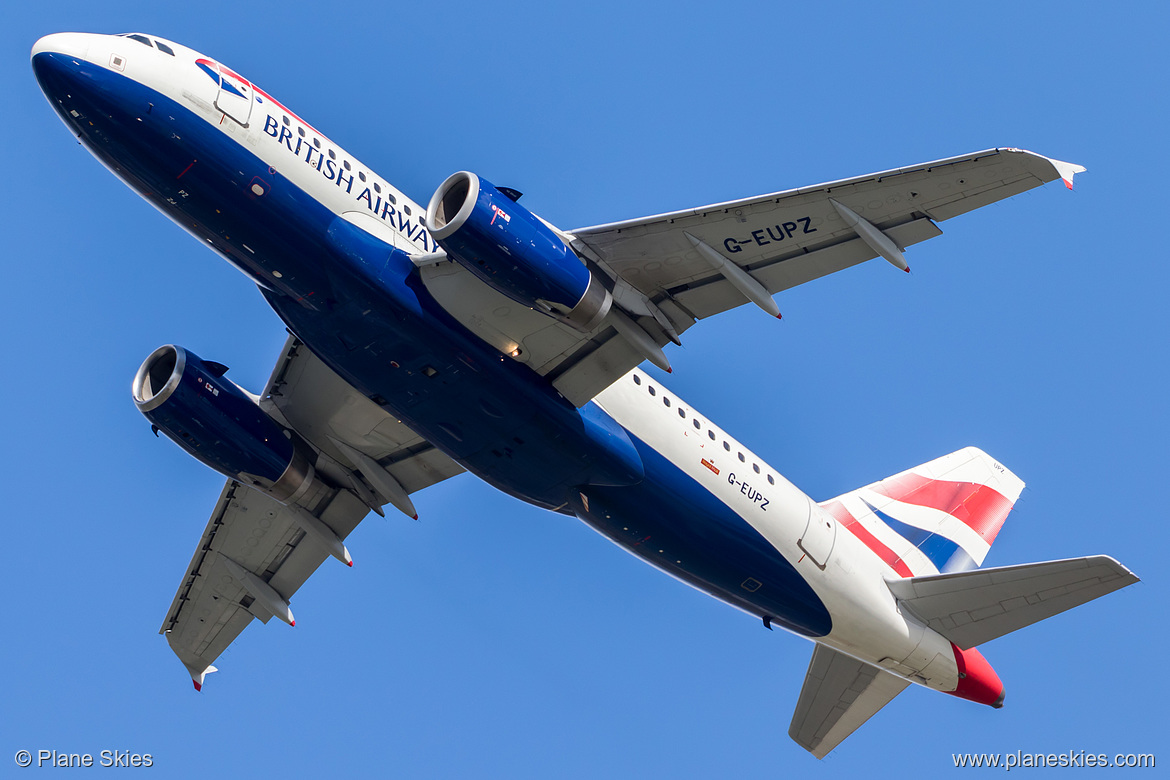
[573, 436, 831, 636]
[33, 51, 830, 637]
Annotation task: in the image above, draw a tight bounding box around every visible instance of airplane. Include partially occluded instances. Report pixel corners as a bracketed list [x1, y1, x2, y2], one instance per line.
[31, 30, 1139, 758]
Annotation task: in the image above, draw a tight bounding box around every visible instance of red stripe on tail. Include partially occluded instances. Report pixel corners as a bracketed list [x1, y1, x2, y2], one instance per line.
[869, 474, 1013, 544]
[821, 500, 914, 578]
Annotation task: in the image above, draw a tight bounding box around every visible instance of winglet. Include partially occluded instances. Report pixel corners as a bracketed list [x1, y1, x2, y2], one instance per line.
[1002, 148, 1085, 190]
[187, 664, 218, 692]
[1049, 157, 1086, 190]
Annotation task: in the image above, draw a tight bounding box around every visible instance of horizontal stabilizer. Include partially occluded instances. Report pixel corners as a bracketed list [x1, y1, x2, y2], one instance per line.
[789, 645, 910, 759]
[887, 556, 1139, 650]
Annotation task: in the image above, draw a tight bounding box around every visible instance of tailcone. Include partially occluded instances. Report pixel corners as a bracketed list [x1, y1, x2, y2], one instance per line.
[946, 643, 1005, 708]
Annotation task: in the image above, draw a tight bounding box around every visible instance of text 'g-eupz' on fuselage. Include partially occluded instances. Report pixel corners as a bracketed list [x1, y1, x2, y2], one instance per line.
[261, 114, 437, 253]
[727, 471, 770, 511]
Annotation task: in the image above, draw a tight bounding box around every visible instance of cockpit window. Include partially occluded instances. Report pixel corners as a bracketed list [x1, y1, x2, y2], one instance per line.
[126, 34, 153, 48]
[155, 41, 175, 56]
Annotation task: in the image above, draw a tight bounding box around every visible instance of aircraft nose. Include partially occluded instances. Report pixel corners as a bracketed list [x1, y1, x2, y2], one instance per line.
[31, 32, 91, 61]
[31, 33, 101, 109]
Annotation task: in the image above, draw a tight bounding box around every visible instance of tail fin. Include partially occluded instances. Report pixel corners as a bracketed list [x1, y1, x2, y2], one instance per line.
[820, 447, 1024, 577]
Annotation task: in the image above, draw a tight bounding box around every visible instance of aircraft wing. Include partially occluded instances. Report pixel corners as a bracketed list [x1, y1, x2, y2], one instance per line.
[420, 148, 1081, 406]
[789, 644, 910, 759]
[159, 335, 464, 689]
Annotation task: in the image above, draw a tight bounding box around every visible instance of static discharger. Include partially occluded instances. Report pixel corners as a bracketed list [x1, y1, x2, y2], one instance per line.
[219, 554, 296, 627]
[828, 199, 910, 273]
[684, 232, 782, 319]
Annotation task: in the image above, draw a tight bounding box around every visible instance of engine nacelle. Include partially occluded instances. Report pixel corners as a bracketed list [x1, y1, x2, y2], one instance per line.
[425, 171, 611, 332]
[132, 345, 314, 504]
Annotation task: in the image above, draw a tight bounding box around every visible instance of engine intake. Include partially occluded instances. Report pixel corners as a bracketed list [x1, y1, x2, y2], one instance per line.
[425, 171, 611, 332]
[132, 345, 314, 503]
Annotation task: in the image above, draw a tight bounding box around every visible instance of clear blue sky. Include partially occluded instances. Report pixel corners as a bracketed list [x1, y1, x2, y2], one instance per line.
[4, 1, 1166, 776]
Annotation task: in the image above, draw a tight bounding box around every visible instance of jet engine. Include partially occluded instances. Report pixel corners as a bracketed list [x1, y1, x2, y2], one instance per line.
[132, 345, 315, 504]
[425, 171, 611, 332]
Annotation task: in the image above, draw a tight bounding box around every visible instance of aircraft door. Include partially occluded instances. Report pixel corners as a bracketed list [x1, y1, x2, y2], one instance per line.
[214, 64, 254, 127]
[798, 497, 836, 569]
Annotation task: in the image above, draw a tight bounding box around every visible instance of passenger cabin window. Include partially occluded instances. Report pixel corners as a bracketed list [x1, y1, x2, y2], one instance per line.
[155, 41, 175, 56]
[648, 386, 656, 396]
[753, 464, 760, 473]
[282, 116, 290, 126]
[633, 374, 641, 385]
[723, 441, 730, 451]
[298, 127, 305, 137]
[678, 408, 685, 418]
[663, 397, 671, 407]
[767, 475, 775, 485]
[738, 452, 745, 462]
[127, 34, 153, 47]
[374, 183, 381, 193]
[359, 171, 367, 182]
[404, 205, 412, 216]
[708, 430, 715, 440]
[692, 419, 700, 430]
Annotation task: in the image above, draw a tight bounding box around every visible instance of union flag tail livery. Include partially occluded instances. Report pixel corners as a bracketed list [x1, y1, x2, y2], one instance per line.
[31, 31, 1136, 759]
[821, 447, 1023, 578]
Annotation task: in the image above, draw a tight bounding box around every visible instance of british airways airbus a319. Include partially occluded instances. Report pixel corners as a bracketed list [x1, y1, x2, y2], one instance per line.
[31, 31, 1138, 757]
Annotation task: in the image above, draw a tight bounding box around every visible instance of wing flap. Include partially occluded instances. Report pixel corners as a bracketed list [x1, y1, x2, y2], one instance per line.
[789, 645, 910, 759]
[925, 172, 1041, 221]
[550, 329, 650, 407]
[887, 556, 1139, 649]
[673, 217, 942, 320]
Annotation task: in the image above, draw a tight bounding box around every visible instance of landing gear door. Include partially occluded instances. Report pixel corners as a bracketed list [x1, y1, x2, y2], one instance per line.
[214, 63, 253, 127]
[798, 498, 836, 569]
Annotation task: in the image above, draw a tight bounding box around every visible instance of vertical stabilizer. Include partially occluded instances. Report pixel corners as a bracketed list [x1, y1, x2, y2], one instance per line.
[820, 447, 1023, 577]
